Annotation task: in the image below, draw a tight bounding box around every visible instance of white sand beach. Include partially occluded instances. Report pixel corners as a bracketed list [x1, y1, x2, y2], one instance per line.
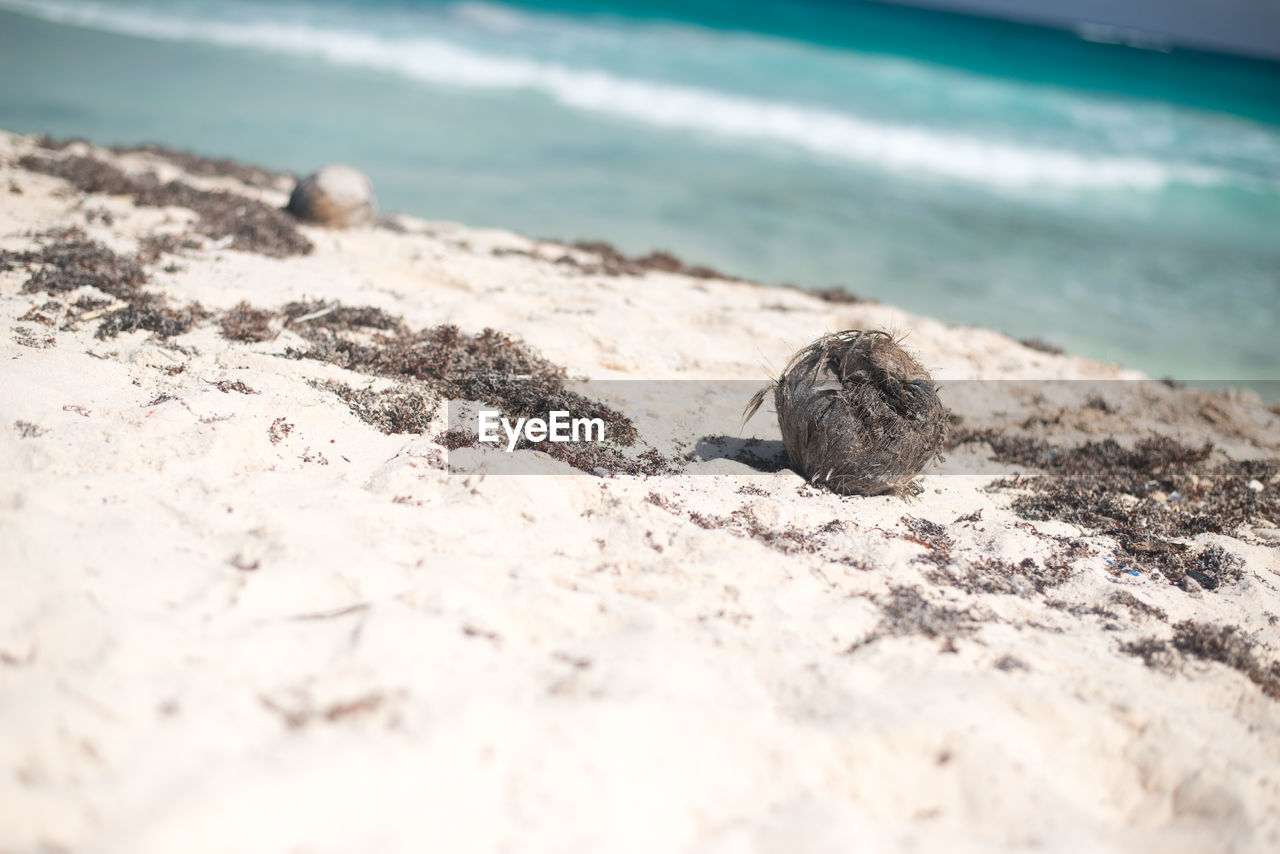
[2, 131, 1279, 853]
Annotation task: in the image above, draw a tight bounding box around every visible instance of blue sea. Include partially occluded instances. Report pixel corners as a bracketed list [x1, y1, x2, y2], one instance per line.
[1, 0, 1278, 385]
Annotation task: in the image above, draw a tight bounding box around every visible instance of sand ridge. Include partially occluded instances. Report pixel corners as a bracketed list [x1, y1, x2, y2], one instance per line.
[2, 131, 1279, 853]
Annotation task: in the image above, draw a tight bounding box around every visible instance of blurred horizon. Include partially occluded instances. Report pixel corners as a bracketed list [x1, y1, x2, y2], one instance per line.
[0, 0, 1277, 385]
[877, 0, 1280, 62]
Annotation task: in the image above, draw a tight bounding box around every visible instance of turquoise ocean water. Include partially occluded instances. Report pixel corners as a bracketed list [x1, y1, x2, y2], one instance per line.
[1, 0, 1277, 385]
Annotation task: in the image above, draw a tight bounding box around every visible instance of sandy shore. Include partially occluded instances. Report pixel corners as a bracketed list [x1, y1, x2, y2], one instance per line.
[2, 130, 1279, 853]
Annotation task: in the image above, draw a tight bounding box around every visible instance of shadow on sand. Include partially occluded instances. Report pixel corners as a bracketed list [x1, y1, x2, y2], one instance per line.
[689, 436, 789, 473]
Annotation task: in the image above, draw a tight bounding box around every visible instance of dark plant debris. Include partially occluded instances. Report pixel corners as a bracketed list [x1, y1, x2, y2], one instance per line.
[849, 586, 987, 651]
[438, 428, 479, 451]
[4, 227, 146, 300]
[220, 301, 277, 342]
[796, 285, 867, 304]
[903, 514, 1082, 597]
[18, 152, 311, 257]
[270, 301, 666, 475]
[112, 142, 286, 189]
[572, 240, 728, 279]
[3, 228, 212, 341]
[212, 380, 259, 395]
[524, 238, 734, 280]
[646, 493, 854, 557]
[14, 420, 46, 438]
[35, 134, 287, 189]
[316, 380, 438, 435]
[1019, 338, 1064, 355]
[952, 430, 1276, 591]
[137, 233, 202, 265]
[1048, 590, 1170, 626]
[268, 418, 293, 445]
[1123, 621, 1280, 700]
[96, 293, 210, 340]
[686, 508, 814, 554]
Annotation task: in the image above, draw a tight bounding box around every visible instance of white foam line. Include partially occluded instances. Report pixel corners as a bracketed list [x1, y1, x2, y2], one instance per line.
[0, 0, 1227, 191]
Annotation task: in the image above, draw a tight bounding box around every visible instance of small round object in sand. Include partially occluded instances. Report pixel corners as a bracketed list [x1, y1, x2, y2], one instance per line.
[286, 164, 376, 228]
[746, 330, 948, 496]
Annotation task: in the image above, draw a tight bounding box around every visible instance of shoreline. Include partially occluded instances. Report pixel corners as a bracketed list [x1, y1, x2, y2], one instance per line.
[2, 130, 1279, 852]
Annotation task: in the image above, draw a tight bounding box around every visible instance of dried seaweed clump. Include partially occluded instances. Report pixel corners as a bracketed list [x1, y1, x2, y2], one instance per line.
[4, 228, 146, 300]
[1019, 337, 1064, 355]
[901, 515, 1078, 596]
[1123, 621, 1280, 700]
[278, 301, 665, 475]
[746, 330, 948, 496]
[2, 228, 210, 340]
[110, 143, 285, 189]
[220, 301, 278, 342]
[807, 286, 866, 304]
[18, 153, 311, 257]
[563, 240, 731, 279]
[285, 306, 634, 440]
[137, 232, 202, 265]
[135, 179, 313, 258]
[953, 431, 1276, 591]
[95, 293, 211, 340]
[316, 380, 437, 435]
[847, 586, 987, 652]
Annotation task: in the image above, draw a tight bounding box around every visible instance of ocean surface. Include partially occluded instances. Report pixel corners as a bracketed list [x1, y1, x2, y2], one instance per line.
[1, 0, 1277, 385]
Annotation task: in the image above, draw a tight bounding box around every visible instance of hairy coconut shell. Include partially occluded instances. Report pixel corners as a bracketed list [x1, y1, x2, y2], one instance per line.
[746, 330, 948, 496]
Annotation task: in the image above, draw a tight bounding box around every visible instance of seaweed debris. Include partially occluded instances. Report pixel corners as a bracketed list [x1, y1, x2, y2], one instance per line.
[4, 228, 145, 300]
[2, 228, 211, 340]
[95, 293, 210, 340]
[137, 233, 202, 265]
[220, 301, 278, 343]
[684, 507, 815, 555]
[35, 134, 286, 189]
[953, 430, 1277, 590]
[902, 514, 1081, 597]
[783, 284, 866, 304]
[111, 143, 285, 189]
[1019, 338, 1065, 355]
[541, 239, 733, 280]
[846, 586, 988, 652]
[18, 153, 311, 257]
[212, 380, 259, 395]
[315, 380, 437, 435]
[1123, 621, 1280, 699]
[272, 300, 665, 475]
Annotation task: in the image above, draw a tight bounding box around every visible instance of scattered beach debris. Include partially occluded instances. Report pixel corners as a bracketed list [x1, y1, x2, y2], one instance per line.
[745, 330, 948, 496]
[952, 431, 1278, 590]
[219, 301, 277, 342]
[111, 142, 286, 189]
[1123, 621, 1280, 699]
[1019, 337, 1065, 355]
[268, 417, 294, 445]
[263, 299, 667, 475]
[517, 238, 734, 280]
[3, 227, 145, 300]
[313, 380, 437, 435]
[846, 586, 989, 652]
[286, 164, 377, 228]
[18, 152, 312, 256]
[0, 228, 207, 340]
[13, 420, 46, 438]
[210, 379, 258, 395]
[95, 294, 210, 340]
[805, 286, 867, 304]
